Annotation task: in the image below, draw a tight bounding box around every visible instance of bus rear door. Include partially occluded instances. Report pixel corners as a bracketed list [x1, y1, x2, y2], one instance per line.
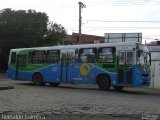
[61, 49, 75, 83]
[16, 54, 27, 80]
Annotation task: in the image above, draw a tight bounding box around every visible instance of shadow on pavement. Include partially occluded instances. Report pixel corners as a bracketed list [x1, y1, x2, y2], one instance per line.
[0, 84, 14, 90]
[14, 82, 160, 96]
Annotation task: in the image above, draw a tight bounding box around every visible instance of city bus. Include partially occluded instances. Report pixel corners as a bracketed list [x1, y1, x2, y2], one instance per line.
[7, 42, 151, 90]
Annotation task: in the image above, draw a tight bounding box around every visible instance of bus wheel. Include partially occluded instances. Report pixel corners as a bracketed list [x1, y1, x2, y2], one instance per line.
[50, 83, 60, 87]
[32, 73, 44, 86]
[97, 75, 111, 91]
[113, 86, 124, 91]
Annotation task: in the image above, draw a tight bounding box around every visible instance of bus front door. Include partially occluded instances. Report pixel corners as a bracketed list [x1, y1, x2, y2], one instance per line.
[118, 51, 133, 84]
[61, 51, 74, 83]
[16, 55, 27, 80]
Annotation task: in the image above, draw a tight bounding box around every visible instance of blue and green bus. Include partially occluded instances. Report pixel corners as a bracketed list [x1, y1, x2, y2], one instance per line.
[7, 42, 151, 90]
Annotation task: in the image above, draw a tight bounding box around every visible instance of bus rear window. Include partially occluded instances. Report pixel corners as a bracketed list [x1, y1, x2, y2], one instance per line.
[10, 52, 16, 64]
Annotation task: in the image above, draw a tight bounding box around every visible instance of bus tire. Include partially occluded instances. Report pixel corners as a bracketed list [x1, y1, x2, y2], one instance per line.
[97, 75, 111, 91]
[50, 83, 60, 87]
[32, 73, 44, 86]
[113, 86, 124, 91]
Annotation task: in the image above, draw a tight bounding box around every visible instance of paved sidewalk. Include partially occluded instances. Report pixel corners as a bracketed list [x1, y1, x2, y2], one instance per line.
[0, 73, 14, 90]
[0, 84, 14, 90]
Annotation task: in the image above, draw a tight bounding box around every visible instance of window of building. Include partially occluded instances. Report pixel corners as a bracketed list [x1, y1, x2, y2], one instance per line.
[46, 50, 60, 63]
[79, 48, 97, 63]
[98, 47, 115, 63]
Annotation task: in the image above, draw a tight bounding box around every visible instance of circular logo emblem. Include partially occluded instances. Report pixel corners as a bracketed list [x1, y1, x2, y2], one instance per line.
[80, 63, 90, 75]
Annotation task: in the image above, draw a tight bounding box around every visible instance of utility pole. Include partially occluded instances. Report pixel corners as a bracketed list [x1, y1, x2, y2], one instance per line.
[78, 1, 86, 44]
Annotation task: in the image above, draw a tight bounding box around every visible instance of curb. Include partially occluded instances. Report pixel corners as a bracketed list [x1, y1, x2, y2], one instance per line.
[0, 84, 14, 90]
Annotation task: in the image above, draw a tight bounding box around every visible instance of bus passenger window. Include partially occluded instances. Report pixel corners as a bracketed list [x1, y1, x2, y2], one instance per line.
[98, 47, 115, 63]
[46, 50, 60, 63]
[79, 48, 97, 63]
[18, 55, 27, 67]
[10, 52, 16, 64]
[30, 51, 45, 64]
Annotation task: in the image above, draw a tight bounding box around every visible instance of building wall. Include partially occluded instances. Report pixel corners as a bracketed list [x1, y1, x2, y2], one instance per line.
[150, 52, 160, 89]
[65, 33, 105, 44]
[146, 44, 160, 89]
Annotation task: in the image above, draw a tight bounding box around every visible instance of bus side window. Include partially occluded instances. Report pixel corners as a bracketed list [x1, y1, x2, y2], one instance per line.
[28, 51, 33, 63]
[10, 52, 16, 64]
[98, 47, 115, 63]
[30, 51, 45, 64]
[46, 50, 60, 63]
[18, 55, 27, 67]
[79, 48, 97, 63]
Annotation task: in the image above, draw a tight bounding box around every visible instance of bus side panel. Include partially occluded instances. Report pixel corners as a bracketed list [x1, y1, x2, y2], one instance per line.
[38, 64, 61, 83]
[7, 65, 16, 80]
[61, 65, 67, 82]
[72, 63, 117, 85]
[72, 63, 95, 84]
[17, 71, 32, 81]
[132, 65, 150, 87]
[8, 64, 62, 83]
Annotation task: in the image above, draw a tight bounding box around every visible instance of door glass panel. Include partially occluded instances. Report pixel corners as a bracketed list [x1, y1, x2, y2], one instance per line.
[126, 51, 133, 65]
[67, 52, 74, 66]
[119, 52, 125, 65]
[68, 52, 74, 61]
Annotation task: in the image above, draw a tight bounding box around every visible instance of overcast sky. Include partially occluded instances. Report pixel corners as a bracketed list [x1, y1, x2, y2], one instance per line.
[0, 0, 160, 43]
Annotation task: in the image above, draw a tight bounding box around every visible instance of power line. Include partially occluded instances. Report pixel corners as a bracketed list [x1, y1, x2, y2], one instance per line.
[66, 26, 160, 32]
[84, 27, 160, 29]
[86, 20, 160, 23]
[85, 0, 160, 6]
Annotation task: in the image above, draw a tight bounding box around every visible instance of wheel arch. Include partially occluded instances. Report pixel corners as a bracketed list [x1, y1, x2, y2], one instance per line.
[32, 72, 43, 81]
[96, 73, 111, 84]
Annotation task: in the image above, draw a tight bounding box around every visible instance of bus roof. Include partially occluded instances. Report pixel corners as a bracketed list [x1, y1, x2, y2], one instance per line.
[10, 42, 142, 52]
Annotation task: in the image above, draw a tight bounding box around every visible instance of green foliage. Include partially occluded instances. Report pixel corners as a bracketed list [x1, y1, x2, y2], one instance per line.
[0, 8, 48, 47]
[45, 22, 67, 45]
[0, 8, 67, 70]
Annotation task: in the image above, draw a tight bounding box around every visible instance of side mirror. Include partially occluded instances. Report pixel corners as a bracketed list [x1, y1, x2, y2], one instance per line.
[149, 52, 151, 65]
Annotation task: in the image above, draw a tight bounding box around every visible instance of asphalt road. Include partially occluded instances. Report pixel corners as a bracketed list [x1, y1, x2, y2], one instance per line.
[0, 74, 160, 120]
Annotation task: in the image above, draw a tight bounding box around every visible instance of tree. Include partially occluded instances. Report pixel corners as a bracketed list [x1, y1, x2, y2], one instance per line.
[0, 8, 49, 71]
[0, 8, 49, 48]
[45, 21, 67, 45]
[0, 8, 67, 71]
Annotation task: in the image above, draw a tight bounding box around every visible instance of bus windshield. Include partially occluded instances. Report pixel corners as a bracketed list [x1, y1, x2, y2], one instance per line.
[137, 49, 150, 72]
